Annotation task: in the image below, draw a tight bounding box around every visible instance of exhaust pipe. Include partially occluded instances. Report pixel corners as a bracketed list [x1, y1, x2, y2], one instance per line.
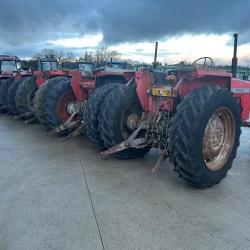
[232, 33, 238, 78]
[153, 42, 158, 69]
[38, 58, 42, 72]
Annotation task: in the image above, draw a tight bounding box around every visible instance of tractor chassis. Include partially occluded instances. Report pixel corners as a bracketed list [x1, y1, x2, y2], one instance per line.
[101, 93, 173, 157]
[100, 114, 170, 172]
[100, 100, 173, 172]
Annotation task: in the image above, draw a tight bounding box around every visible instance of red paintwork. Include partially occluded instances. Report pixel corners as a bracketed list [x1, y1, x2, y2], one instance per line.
[56, 91, 76, 122]
[33, 70, 70, 87]
[32, 71, 48, 87]
[231, 78, 250, 121]
[0, 57, 68, 86]
[0, 70, 32, 80]
[179, 69, 230, 97]
[69, 69, 131, 103]
[70, 71, 89, 101]
[0, 56, 19, 61]
[135, 68, 250, 123]
[0, 71, 14, 79]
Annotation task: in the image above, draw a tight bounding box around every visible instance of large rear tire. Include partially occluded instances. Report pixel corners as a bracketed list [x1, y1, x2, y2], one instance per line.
[85, 83, 120, 146]
[7, 78, 27, 114]
[34, 77, 69, 124]
[99, 85, 151, 159]
[43, 78, 76, 135]
[0, 78, 14, 112]
[169, 85, 241, 188]
[15, 76, 36, 114]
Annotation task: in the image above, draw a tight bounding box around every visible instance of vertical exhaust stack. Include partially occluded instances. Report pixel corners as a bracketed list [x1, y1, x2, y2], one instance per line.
[153, 42, 158, 69]
[232, 33, 238, 78]
[37, 58, 42, 72]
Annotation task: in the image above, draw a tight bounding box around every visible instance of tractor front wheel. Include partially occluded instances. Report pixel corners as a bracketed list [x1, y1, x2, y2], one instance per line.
[169, 85, 241, 188]
[43, 78, 77, 135]
[99, 85, 151, 159]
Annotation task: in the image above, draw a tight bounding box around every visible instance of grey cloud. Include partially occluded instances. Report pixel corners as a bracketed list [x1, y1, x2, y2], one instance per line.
[0, 0, 250, 56]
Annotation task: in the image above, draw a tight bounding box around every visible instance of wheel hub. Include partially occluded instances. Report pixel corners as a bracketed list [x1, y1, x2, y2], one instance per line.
[57, 91, 77, 123]
[66, 101, 81, 115]
[126, 113, 141, 130]
[203, 107, 235, 171]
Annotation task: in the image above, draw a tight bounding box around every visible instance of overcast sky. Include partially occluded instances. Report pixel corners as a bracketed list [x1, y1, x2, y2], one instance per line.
[1, 0, 250, 64]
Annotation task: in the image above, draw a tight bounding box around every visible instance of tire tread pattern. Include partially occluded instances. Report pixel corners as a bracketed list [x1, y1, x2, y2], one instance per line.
[98, 85, 151, 159]
[169, 85, 241, 188]
[43, 78, 73, 134]
[85, 83, 120, 146]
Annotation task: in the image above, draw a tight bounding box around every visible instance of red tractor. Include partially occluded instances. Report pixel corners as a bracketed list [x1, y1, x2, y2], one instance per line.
[13, 60, 99, 124]
[11, 58, 69, 119]
[0, 55, 31, 112]
[31, 61, 96, 128]
[84, 33, 250, 188]
[42, 62, 134, 137]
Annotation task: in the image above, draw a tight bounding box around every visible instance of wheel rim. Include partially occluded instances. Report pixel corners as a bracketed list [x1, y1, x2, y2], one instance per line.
[202, 107, 236, 171]
[120, 101, 142, 139]
[56, 91, 77, 122]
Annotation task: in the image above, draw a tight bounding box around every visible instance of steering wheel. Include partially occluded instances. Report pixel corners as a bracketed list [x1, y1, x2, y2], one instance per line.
[192, 57, 214, 68]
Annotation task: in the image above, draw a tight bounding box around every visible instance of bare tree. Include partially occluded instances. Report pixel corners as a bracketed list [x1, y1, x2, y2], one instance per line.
[32, 49, 65, 61]
[94, 47, 120, 64]
[83, 50, 94, 62]
[57, 50, 64, 62]
[78, 50, 94, 62]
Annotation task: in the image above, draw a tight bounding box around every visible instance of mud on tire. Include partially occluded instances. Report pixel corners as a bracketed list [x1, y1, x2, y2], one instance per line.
[169, 85, 241, 188]
[98, 85, 151, 159]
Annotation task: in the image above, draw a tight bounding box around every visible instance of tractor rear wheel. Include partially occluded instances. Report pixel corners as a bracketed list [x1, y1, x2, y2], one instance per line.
[34, 77, 69, 124]
[15, 76, 37, 114]
[7, 78, 27, 114]
[0, 80, 3, 91]
[85, 83, 120, 146]
[169, 85, 241, 188]
[43, 78, 77, 135]
[0, 80, 4, 99]
[0, 78, 15, 112]
[99, 85, 151, 159]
